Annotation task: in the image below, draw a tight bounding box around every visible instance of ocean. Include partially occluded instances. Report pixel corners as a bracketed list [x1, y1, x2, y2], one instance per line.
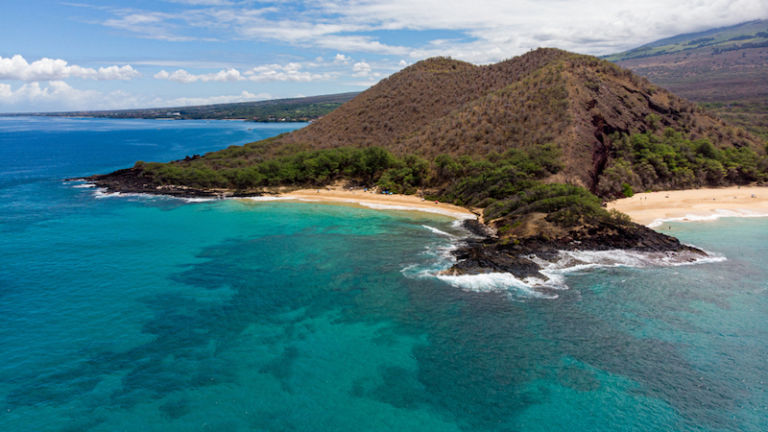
[1, 116, 766, 431]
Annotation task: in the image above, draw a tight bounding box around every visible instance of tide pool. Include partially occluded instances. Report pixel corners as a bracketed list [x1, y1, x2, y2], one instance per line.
[1, 117, 766, 431]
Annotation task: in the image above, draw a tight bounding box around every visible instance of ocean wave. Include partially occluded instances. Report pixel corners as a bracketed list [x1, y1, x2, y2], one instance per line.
[90, 187, 218, 202]
[93, 188, 161, 200]
[403, 233, 727, 299]
[421, 224, 456, 238]
[240, 196, 293, 202]
[531, 248, 726, 288]
[436, 272, 559, 299]
[181, 197, 219, 203]
[71, 183, 96, 188]
[648, 209, 768, 227]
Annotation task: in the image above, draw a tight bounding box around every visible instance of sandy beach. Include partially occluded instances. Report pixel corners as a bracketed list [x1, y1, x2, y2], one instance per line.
[607, 186, 768, 226]
[267, 187, 478, 220]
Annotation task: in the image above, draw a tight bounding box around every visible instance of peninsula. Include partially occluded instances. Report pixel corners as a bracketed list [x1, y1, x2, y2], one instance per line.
[86, 48, 768, 278]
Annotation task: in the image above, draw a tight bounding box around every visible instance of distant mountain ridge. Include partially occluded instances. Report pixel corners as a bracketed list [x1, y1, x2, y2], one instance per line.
[604, 20, 768, 62]
[604, 20, 768, 139]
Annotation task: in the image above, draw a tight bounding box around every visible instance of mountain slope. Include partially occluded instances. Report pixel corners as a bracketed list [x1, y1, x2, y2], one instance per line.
[90, 48, 766, 199]
[605, 20, 768, 139]
[86, 47, 768, 275]
[604, 20, 768, 63]
[281, 50, 567, 150]
[276, 49, 763, 190]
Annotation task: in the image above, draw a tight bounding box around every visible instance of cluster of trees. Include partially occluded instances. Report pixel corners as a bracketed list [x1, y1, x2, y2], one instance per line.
[137, 143, 561, 195]
[597, 129, 768, 197]
[135, 141, 630, 230]
[484, 183, 629, 230]
[137, 146, 402, 190]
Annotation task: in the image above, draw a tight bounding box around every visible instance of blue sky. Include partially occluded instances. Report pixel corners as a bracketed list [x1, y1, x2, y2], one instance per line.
[1, 0, 766, 112]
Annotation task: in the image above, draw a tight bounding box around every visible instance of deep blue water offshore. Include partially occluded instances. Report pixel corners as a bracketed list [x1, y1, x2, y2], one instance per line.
[1, 116, 767, 431]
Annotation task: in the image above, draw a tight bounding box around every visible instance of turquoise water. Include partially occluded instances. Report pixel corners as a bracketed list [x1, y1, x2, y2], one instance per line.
[1, 117, 767, 431]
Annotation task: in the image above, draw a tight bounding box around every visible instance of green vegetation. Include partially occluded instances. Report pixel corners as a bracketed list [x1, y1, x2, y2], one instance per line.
[96, 48, 768, 239]
[484, 183, 621, 228]
[597, 129, 768, 197]
[133, 140, 628, 231]
[702, 101, 768, 141]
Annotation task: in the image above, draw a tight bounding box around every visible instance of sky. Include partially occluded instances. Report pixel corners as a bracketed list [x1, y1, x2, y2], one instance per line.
[1, 0, 766, 112]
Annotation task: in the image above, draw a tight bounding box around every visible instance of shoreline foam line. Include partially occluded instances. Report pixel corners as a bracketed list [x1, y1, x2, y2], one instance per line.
[71, 182, 477, 220]
[405, 244, 726, 301]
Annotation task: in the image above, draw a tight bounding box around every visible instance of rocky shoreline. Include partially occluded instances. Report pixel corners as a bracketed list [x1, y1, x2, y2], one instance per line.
[73, 168, 265, 199]
[446, 219, 708, 280]
[78, 168, 708, 283]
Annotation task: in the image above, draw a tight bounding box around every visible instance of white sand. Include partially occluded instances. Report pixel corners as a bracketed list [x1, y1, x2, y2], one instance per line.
[264, 187, 478, 219]
[607, 186, 768, 226]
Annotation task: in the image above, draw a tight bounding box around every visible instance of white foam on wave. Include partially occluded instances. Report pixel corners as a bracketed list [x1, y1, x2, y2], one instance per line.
[93, 188, 160, 200]
[71, 183, 96, 189]
[403, 229, 727, 299]
[533, 248, 726, 284]
[91, 188, 219, 202]
[181, 197, 218, 203]
[240, 196, 293, 202]
[648, 209, 768, 227]
[88, 188, 278, 203]
[421, 225, 456, 238]
[436, 272, 559, 299]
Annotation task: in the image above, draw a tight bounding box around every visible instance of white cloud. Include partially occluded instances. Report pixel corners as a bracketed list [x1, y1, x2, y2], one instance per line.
[103, 12, 197, 42]
[165, 0, 234, 5]
[398, 59, 408, 67]
[330, 0, 768, 60]
[352, 61, 372, 77]
[334, 53, 351, 64]
[154, 68, 243, 83]
[0, 80, 272, 111]
[245, 63, 335, 82]
[0, 81, 138, 111]
[0, 55, 140, 81]
[154, 63, 336, 83]
[93, 0, 768, 60]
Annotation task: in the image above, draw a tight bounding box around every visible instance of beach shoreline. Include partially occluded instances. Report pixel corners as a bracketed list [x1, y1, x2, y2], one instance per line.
[607, 186, 768, 226]
[268, 187, 478, 220]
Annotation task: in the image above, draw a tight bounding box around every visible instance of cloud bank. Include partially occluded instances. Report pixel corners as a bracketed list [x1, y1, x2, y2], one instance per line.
[96, 0, 768, 62]
[154, 63, 336, 83]
[0, 55, 139, 81]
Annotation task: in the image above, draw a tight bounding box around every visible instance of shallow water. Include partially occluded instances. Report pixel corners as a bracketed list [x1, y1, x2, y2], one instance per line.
[1, 117, 767, 431]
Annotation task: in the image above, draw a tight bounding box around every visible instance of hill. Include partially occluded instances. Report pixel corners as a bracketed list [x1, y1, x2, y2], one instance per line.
[90, 48, 767, 197]
[605, 20, 768, 139]
[87, 48, 768, 276]
[4, 92, 359, 122]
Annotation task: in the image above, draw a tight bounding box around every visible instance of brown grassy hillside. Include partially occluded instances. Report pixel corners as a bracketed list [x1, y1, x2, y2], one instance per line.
[279, 48, 763, 191]
[94, 48, 766, 199]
